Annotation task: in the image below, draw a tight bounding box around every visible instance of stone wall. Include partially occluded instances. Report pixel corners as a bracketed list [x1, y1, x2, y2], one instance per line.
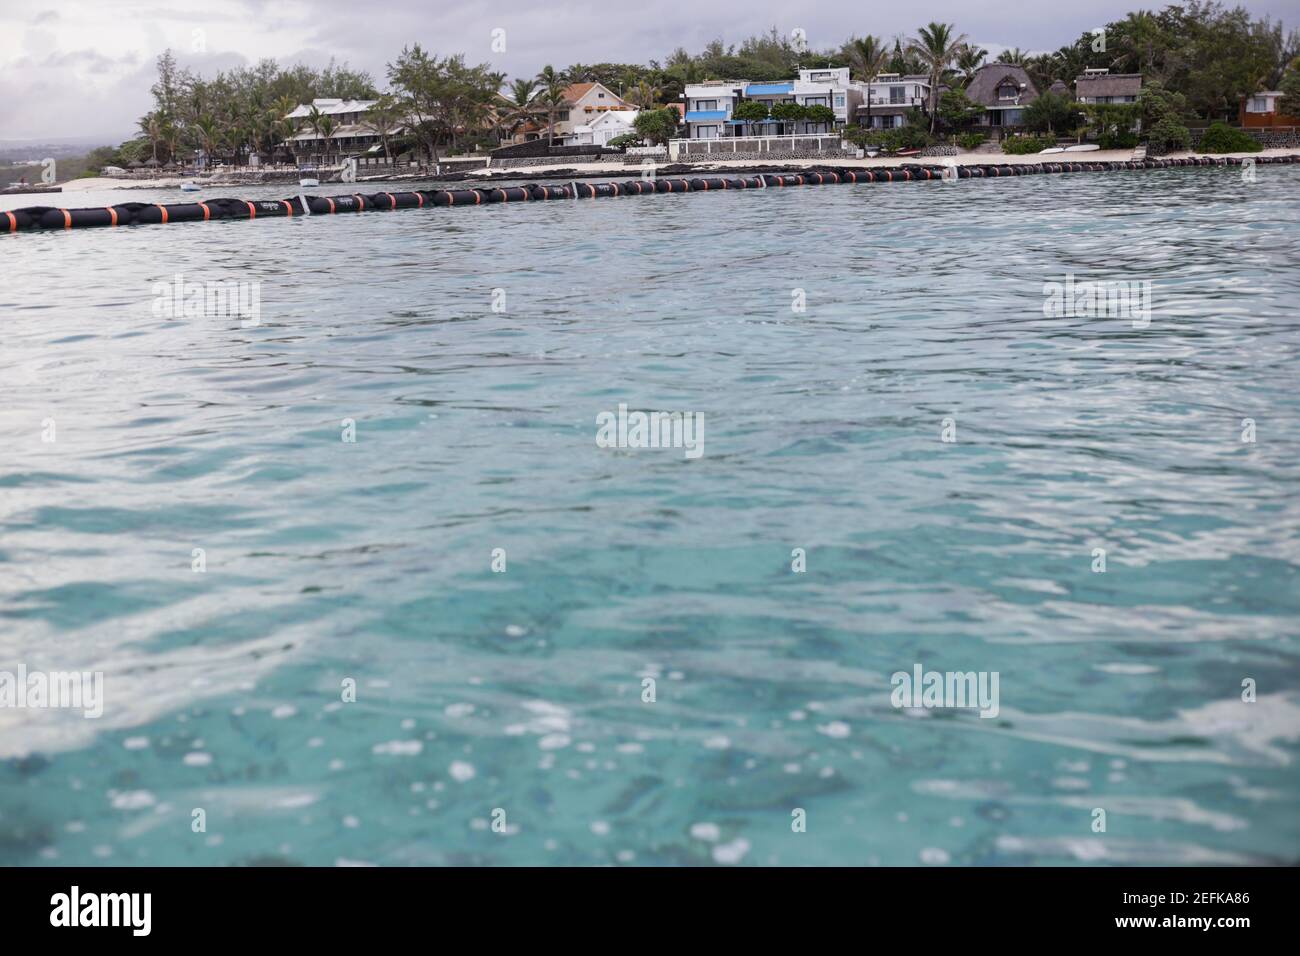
[644, 147, 858, 164]
[491, 154, 605, 169]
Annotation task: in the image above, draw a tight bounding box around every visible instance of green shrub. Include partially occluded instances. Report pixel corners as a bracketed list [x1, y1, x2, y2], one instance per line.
[1002, 135, 1056, 155]
[956, 131, 987, 150]
[1098, 131, 1139, 149]
[1197, 121, 1262, 153]
[606, 133, 641, 149]
[846, 124, 930, 152]
[1145, 117, 1191, 152]
[842, 125, 873, 147]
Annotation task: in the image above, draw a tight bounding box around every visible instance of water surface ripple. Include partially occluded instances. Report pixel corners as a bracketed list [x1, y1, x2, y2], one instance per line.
[1, 169, 1298, 865]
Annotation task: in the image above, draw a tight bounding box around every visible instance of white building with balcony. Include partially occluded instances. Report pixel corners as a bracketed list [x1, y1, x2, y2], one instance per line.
[683, 82, 747, 139]
[854, 74, 932, 128]
[795, 67, 861, 127]
[682, 69, 860, 139]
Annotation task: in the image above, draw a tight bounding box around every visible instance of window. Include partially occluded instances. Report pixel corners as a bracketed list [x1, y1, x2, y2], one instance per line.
[694, 99, 719, 111]
[890, 87, 905, 104]
[558, 110, 570, 121]
[997, 85, 1018, 100]
[1248, 96, 1269, 112]
[835, 95, 845, 107]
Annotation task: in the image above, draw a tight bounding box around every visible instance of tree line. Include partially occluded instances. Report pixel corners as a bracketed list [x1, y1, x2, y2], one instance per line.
[93, 2, 1297, 169]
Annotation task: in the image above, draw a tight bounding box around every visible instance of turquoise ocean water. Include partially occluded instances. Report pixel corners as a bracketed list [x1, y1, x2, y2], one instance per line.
[1, 167, 1298, 865]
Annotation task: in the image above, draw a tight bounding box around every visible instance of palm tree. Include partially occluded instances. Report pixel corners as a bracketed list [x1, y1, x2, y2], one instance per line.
[161, 119, 182, 166]
[1026, 53, 1058, 94]
[564, 63, 594, 84]
[626, 80, 661, 108]
[271, 95, 299, 163]
[910, 22, 969, 132]
[194, 114, 222, 168]
[1051, 44, 1090, 89]
[500, 79, 539, 141]
[306, 106, 336, 164]
[956, 44, 988, 86]
[315, 115, 336, 164]
[848, 36, 889, 131]
[998, 47, 1030, 66]
[535, 65, 568, 146]
[1114, 10, 1161, 76]
[139, 112, 163, 164]
[368, 95, 404, 162]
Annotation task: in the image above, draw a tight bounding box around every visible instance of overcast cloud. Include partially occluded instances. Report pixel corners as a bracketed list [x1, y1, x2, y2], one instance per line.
[1, 0, 1294, 141]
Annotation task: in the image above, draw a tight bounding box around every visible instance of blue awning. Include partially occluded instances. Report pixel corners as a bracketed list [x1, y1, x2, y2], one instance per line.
[746, 82, 794, 95]
[685, 110, 728, 122]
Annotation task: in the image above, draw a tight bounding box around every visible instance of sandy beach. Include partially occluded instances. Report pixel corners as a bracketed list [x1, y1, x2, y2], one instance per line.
[464, 146, 1296, 177]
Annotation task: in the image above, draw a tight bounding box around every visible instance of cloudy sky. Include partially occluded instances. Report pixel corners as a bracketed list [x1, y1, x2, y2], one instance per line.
[1, 0, 1294, 141]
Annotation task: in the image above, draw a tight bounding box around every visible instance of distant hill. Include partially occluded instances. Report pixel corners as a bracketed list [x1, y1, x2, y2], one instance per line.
[0, 137, 127, 164]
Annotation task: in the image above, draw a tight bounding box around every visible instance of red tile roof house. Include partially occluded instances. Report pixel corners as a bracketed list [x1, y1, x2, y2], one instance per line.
[504, 82, 631, 145]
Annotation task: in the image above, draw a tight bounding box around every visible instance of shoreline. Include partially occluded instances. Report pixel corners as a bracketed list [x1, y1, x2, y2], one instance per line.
[57, 146, 1296, 191]
[10, 154, 1295, 233]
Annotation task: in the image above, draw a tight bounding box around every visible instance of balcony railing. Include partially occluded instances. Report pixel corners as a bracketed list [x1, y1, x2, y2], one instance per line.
[866, 96, 927, 107]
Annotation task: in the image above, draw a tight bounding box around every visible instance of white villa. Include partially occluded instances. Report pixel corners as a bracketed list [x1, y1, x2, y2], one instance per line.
[567, 109, 640, 147]
[682, 68, 862, 140]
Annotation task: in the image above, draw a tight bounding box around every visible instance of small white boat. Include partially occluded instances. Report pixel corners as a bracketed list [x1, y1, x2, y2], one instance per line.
[298, 177, 319, 187]
[179, 181, 201, 192]
[1038, 146, 1066, 154]
[1065, 144, 1100, 152]
[298, 164, 319, 187]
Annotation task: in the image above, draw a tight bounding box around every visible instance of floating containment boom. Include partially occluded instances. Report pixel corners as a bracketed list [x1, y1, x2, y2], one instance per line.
[3, 156, 1295, 233]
